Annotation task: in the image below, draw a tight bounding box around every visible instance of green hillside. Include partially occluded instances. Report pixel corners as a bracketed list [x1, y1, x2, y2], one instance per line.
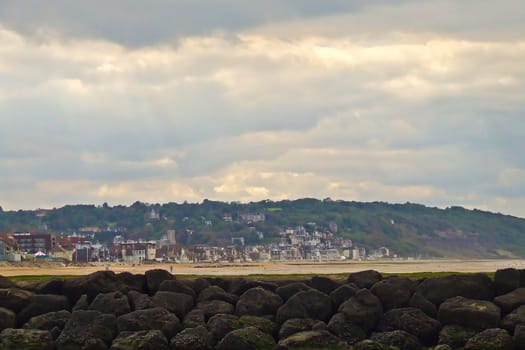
[1, 199, 524, 258]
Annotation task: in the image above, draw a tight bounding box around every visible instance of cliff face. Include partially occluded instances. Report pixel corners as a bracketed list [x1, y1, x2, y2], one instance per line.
[1, 268, 525, 349]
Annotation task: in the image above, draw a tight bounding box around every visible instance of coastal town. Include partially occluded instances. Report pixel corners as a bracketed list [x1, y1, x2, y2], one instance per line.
[0, 210, 394, 264]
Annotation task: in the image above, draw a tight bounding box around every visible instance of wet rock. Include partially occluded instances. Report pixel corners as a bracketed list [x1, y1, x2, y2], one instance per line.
[117, 307, 181, 339]
[216, 326, 276, 350]
[370, 330, 424, 350]
[275, 282, 313, 301]
[197, 286, 238, 304]
[56, 310, 117, 349]
[276, 289, 333, 323]
[235, 287, 283, 316]
[229, 279, 278, 296]
[409, 292, 437, 318]
[463, 328, 512, 350]
[144, 269, 172, 295]
[494, 287, 525, 315]
[278, 318, 318, 340]
[158, 279, 196, 301]
[275, 330, 347, 350]
[0, 288, 33, 313]
[338, 289, 383, 333]
[438, 324, 477, 349]
[327, 312, 366, 345]
[183, 308, 206, 328]
[128, 290, 154, 311]
[371, 277, 416, 311]
[110, 330, 168, 350]
[348, 270, 382, 289]
[238, 315, 278, 336]
[501, 304, 525, 332]
[62, 271, 129, 304]
[17, 294, 70, 326]
[330, 284, 358, 309]
[206, 313, 239, 346]
[438, 296, 500, 330]
[310, 276, 340, 295]
[0, 328, 54, 350]
[23, 310, 71, 339]
[170, 325, 209, 350]
[196, 300, 234, 320]
[415, 274, 493, 306]
[152, 291, 193, 319]
[73, 294, 89, 311]
[25, 278, 63, 295]
[115, 272, 146, 294]
[377, 307, 441, 345]
[89, 291, 130, 316]
[190, 278, 211, 295]
[495, 268, 521, 296]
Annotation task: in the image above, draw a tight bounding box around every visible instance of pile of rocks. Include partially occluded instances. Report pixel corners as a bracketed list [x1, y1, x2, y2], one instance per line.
[0, 268, 524, 349]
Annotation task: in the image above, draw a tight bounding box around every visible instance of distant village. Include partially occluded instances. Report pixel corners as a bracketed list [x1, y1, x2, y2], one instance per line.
[0, 209, 395, 264]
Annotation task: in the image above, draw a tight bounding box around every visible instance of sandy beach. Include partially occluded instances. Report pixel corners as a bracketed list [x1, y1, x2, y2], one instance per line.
[1, 259, 524, 277]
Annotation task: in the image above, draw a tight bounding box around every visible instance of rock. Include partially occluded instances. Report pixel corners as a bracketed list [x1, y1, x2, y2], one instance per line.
[89, 291, 130, 316]
[183, 308, 206, 328]
[278, 318, 317, 339]
[190, 278, 211, 295]
[196, 300, 234, 320]
[370, 330, 425, 350]
[115, 272, 146, 293]
[62, 271, 129, 304]
[276, 289, 333, 323]
[158, 279, 196, 301]
[310, 276, 340, 295]
[197, 286, 238, 304]
[371, 277, 416, 311]
[501, 304, 525, 332]
[352, 339, 399, 350]
[73, 294, 89, 311]
[377, 307, 441, 346]
[145, 269, 172, 295]
[330, 284, 358, 309]
[348, 270, 382, 289]
[514, 324, 525, 349]
[431, 345, 452, 350]
[236, 287, 283, 316]
[0, 306, 16, 330]
[23, 310, 71, 339]
[216, 326, 276, 350]
[206, 313, 239, 346]
[327, 312, 366, 345]
[0, 276, 16, 289]
[238, 315, 278, 336]
[409, 292, 437, 318]
[0, 288, 33, 313]
[17, 294, 70, 326]
[117, 307, 181, 339]
[110, 330, 168, 350]
[205, 277, 230, 292]
[56, 310, 117, 349]
[229, 279, 278, 295]
[494, 287, 525, 315]
[0, 328, 54, 350]
[275, 330, 347, 350]
[495, 268, 521, 296]
[25, 278, 63, 295]
[152, 291, 193, 319]
[128, 290, 154, 311]
[415, 274, 493, 306]
[463, 328, 512, 350]
[275, 282, 313, 301]
[170, 325, 209, 350]
[338, 289, 383, 333]
[438, 324, 477, 349]
[438, 296, 500, 330]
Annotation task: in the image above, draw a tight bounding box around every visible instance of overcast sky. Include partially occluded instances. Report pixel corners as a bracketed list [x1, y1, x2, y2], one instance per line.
[1, 0, 524, 216]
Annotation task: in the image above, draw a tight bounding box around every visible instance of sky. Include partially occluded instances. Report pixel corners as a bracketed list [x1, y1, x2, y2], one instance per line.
[0, 0, 524, 216]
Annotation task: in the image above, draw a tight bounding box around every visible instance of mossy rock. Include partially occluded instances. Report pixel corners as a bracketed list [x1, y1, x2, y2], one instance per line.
[463, 328, 512, 350]
[238, 315, 278, 336]
[216, 326, 276, 350]
[352, 339, 399, 350]
[0, 328, 54, 350]
[276, 330, 347, 349]
[110, 330, 168, 350]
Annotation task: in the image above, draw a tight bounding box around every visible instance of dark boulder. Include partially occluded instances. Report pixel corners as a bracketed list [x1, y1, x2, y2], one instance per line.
[0, 328, 54, 350]
[327, 312, 366, 345]
[152, 291, 193, 319]
[0, 306, 16, 331]
[370, 330, 425, 350]
[275, 330, 347, 350]
[128, 290, 154, 311]
[190, 277, 211, 295]
[196, 300, 234, 320]
[144, 269, 172, 295]
[495, 268, 521, 296]
[463, 328, 512, 350]
[409, 292, 437, 318]
[0, 276, 16, 289]
[17, 294, 70, 326]
[88, 291, 130, 316]
[56, 310, 117, 349]
[348, 270, 382, 289]
[377, 307, 441, 346]
[514, 324, 525, 350]
[62, 271, 127, 304]
[72, 294, 89, 311]
[438, 324, 477, 349]
[371, 277, 416, 311]
[494, 287, 525, 314]
[115, 272, 146, 293]
[158, 279, 196, 301]
[197, 286, 238, 304]
[330, 284, 358, 309]
[25, 278, 63, 295]
[438, 296, 500, 330]
[170, 325, 209, 350]
[183, 308, 206, 328]
[229, 279, 278, 295]
[278, 318, 317, 340]
[0, 288, 33, 313]
[275, 282, 313, 301]
[338, 289, 383, 333]
[501, 304, 525, 333]
[309, 276, 340, 294]
[352, 339, 399, 350]
[235, 287, 283, 316]
[110, 330, 168, 350]
[23, 310, 71, 339]
[415, 274, 493, 306]
[276, 289, 333, 323]
[206, 313, 239, 346]
[117, 307, 181, 339]
[238, 315, 278, 336]
[216, 326, 276, 350]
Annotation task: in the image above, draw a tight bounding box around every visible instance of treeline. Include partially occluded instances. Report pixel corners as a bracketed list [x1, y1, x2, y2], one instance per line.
[1, 199, 525, 257]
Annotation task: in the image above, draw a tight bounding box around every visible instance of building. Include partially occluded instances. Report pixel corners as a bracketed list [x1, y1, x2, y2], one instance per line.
[12, 233, 55, 254]
[238, 212, 265, 224]
[166, 230, 176, 244]
[121, 241, 156, 264]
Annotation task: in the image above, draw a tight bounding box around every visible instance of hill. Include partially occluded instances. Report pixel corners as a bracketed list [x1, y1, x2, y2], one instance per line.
[1, 199, 524, 258]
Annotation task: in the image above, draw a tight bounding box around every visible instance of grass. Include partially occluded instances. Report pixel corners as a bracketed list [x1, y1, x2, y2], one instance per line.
[7, 275, 77, 283]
